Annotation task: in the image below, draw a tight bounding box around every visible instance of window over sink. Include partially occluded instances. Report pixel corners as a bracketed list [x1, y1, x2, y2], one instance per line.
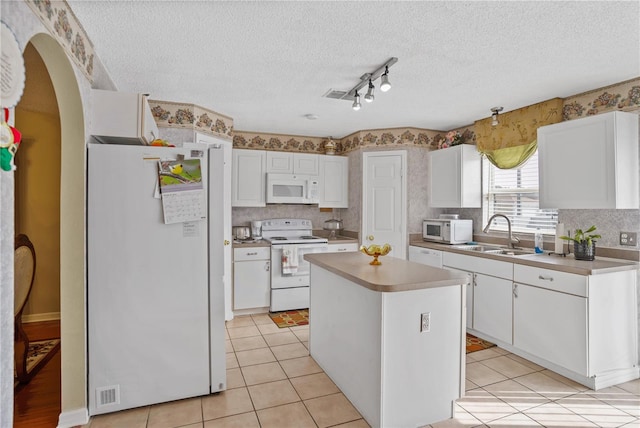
[483, 150, 558, 235]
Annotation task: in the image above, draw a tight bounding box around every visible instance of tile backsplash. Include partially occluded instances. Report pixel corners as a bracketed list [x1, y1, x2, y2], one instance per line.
[232, 206, 342, 231]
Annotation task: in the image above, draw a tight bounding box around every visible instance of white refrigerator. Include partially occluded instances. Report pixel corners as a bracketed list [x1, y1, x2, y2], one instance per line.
[87, 143, 226, 416]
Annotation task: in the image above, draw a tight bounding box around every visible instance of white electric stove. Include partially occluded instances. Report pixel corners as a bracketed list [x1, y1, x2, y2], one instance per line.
[262, 219, 328, 311]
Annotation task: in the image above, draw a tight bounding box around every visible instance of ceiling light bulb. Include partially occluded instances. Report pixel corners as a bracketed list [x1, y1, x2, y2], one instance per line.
[490, 106, 503, 126]
[380, 66, 391, 92]
[364, 80, 375, 102]
[352, 91, 361, 111]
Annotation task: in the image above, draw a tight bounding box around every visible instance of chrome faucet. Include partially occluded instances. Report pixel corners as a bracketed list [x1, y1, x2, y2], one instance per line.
[483, 214, 520, 249]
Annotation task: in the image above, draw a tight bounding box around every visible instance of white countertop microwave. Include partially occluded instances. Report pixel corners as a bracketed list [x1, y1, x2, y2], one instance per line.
[266, 173, 319, 204]
[423, 218, 473, 244]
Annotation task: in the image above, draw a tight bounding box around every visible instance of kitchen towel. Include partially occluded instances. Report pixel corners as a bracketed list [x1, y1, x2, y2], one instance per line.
[282, 246, 299, 275]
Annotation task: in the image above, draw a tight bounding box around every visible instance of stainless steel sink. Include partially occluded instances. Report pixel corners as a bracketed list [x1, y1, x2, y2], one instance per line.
[483, 249, 534, 256]
[451, 245, 535, 256]
[452, 245, 504, 252]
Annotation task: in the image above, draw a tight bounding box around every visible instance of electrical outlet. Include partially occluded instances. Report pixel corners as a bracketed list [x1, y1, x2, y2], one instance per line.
[420, 312, 431, 332]
[620, 232, 637, 246]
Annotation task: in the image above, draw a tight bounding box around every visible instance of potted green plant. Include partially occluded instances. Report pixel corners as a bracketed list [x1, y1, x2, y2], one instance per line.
[560, 225, 601, 261]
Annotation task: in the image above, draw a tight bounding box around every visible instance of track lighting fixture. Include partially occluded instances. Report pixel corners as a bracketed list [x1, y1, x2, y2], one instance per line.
[364, 79, 375, 103]
[323, 57, 397, 111]
[380, 66, 391, 92]
[352, 90, 361, 111]
[491, 106, 504, 126]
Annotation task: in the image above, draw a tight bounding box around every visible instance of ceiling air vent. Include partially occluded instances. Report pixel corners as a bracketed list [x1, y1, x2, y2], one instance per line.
[322, 89, 354, 101]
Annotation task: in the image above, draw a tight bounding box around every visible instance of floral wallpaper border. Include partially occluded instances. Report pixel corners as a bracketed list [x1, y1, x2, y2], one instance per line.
[149, 100, 234, 141]
[233, 131, 327, 153]
[563, 77, 640, 121]
[233, 126, 476, 155]
[151, 77, 639, 153]
[25, 0, 94, 82]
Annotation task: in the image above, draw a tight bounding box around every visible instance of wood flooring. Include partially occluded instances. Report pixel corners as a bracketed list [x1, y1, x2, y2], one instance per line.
[13, 320, 61, 428]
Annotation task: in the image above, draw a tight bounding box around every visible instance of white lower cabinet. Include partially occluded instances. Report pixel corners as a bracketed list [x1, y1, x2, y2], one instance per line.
[443, 252, 513, 338]
[473, 273, 513, 345]
[513, 282, 587, 375]
[327, 242, 358, 253]
[444, 266, 473, 329]
[409, 246, 443, 268]
[233, 247, 271, 310]
[441, 249, 638, 389]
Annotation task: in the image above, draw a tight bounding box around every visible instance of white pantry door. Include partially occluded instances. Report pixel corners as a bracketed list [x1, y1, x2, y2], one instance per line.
[362, 151, 407, 259]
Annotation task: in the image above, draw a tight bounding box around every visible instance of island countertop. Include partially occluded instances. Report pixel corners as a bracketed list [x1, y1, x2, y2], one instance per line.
[305, 252, 469, 293]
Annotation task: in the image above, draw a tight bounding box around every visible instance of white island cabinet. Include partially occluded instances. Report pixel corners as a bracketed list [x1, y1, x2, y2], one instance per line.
[305, 252, 468, 428]
[538, 110, 639, 209]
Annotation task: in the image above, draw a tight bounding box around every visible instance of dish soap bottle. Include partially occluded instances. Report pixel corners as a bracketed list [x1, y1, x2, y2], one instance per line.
[534, 229, 544, 253]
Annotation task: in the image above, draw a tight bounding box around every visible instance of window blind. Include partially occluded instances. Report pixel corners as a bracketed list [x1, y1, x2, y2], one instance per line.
[484, 151, 558, 235]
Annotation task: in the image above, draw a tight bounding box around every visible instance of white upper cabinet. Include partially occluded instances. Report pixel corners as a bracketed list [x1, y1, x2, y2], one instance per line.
[91, 89, 159, 145]
[319, 156, 349, 208]
[293, 153, 320, 175]
[266, 152, 294, 173]
[232, 149, 266, 207]
[266, 152, 319, 175]
[428, 144, 481, 208]
[538, 111, 639, 209]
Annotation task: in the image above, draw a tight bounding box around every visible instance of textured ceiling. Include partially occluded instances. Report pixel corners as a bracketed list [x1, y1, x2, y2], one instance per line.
[67, 1, 639, 138]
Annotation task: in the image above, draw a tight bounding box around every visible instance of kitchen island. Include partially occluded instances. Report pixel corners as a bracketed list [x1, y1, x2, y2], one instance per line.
[305, 252, 470, 428]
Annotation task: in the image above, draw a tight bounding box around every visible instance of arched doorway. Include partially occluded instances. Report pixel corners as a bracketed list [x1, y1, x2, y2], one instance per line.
[13, 39, 63, 427]
[13, 32, 87, 425]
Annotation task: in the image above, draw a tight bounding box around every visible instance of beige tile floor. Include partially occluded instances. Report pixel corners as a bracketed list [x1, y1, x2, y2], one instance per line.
[86, 314, 640, 428]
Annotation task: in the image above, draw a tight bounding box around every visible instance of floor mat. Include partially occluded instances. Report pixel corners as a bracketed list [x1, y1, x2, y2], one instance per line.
[466, 333, 496, 353]
[15, 338, 60, 385]
[269, 309, 309, 328]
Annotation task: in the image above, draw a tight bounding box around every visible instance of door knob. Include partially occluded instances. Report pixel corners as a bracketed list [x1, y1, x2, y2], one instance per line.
[367, 235, 374, 241]
[224, 240, 230, 245]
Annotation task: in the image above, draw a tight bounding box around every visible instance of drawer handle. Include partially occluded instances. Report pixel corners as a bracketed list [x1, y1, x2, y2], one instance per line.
[513, 283, 518, 298]
[337, 248, 347, 252]
[265, 262, 270, 272]
[247, 252, 258, 256]
[538, 275, 554, 281]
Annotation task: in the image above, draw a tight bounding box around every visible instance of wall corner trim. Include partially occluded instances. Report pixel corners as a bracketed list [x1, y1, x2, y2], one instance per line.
[57, 407, 89, 428]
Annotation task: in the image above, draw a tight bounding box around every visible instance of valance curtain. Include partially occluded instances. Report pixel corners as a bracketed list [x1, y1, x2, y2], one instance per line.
[474, 98, 564, 169]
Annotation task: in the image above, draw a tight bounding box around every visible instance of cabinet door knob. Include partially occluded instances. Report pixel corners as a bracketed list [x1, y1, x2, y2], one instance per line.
[224, 240, 230, 246]
[367, 235, 374, 241]
[538, 275, 554, 281]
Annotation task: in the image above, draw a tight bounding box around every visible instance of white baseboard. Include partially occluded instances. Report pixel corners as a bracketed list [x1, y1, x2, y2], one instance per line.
[23, 312, 61, 323]
[57, 407, 89, 428]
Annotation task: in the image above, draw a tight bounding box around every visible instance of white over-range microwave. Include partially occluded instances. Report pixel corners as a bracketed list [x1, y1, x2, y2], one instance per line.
[423, 219, 473, 244]
[266, 173, 319, 204]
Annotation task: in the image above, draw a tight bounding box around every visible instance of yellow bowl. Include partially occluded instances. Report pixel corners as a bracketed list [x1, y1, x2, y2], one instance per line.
[360, 243, 392, 265]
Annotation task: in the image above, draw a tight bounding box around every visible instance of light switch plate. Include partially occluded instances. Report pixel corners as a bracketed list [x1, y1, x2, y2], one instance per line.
[620, 232, 637, 246]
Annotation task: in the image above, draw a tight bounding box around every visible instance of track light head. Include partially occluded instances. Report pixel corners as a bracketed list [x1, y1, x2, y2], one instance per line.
[364, 80, 375, 103]
[490, 106, 503, 126]
[380, 66, 391, 92]
[352, 90, 361, 111]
